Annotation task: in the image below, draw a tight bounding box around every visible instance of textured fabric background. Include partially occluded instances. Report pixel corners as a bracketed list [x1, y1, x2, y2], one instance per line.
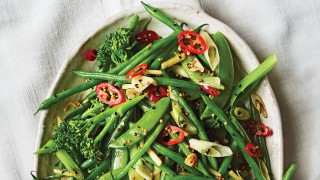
[0, 0, 318, 179]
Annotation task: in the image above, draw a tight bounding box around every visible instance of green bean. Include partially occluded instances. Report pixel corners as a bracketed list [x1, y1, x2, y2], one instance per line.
[251, 96, 272, 176]
[169, 133, 212, 177]
[137, 100, 150, 113]
[94, 112, 120, 147]
[35, 80, 103, 114]
[282, 164, 297, 180]
[86, 157, 111, 180]
[114, 114, 169, 179]
[109, 97, 170, 148]
[34, 139, 55, 155]
[201, 94, 264, 180]
[230, 115, 251, 143]
[106, 109, 133, 145]
[143, 156, 177, 177]
[149, 41, 178, 70]
[117, 33, 177, 75]
[162, 70, 218, 170]
[141, 2, 183, 32]
[218, 140, 237, 174]
[44, 173, 64, 179]
[72, 70, 201, 90]
[193, 24, 209, 33]
[80, 158, 96, 170]
[229, 53, 277, 107]
[152, 142, 203, 176]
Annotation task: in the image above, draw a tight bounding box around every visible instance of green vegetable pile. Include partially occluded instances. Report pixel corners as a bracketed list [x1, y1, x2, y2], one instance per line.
[33, 2, 296, 180]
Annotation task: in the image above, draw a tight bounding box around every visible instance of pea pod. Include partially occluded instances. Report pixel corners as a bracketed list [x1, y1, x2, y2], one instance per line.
[109, 97, 170, 148]
[111, 148, 129, 170]
[200, 32, 235, 118]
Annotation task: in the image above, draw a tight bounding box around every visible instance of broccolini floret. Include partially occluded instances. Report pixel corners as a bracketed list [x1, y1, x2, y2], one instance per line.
[97, 15, 139, 68]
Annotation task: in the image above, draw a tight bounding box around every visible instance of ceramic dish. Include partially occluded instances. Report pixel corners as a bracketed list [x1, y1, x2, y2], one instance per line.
[34, 3, 283, 179]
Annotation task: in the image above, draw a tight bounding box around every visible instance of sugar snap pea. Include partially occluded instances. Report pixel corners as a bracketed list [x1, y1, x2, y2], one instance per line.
[111, 148, 129, 170]
[109, 97, 170, 148]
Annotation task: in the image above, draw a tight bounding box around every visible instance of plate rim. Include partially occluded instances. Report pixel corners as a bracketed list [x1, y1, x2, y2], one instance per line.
[34, 2, 283, 178]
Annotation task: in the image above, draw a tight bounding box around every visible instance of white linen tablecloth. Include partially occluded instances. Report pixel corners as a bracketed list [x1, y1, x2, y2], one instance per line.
[0, 0, 318, 179]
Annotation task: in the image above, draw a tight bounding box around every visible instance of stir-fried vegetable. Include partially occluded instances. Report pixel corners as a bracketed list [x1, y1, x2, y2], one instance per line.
[33, 2, 296, 180]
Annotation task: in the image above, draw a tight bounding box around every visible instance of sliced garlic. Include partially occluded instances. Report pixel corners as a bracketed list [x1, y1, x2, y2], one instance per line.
[200, 30, 220, 71]
[131, 75, 157, 92]
[122, 83, 135, 89]
[184, 153, 198, 168]
[125, 88, 141, 100]
[250, 93, 268, 118]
